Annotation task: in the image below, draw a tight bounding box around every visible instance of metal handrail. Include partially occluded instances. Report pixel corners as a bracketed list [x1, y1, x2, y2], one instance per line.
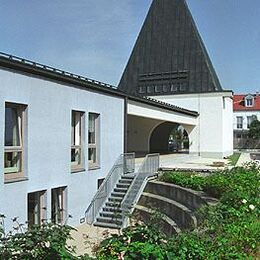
[85, 153, 135, 224]
[121, 153, 160, 227]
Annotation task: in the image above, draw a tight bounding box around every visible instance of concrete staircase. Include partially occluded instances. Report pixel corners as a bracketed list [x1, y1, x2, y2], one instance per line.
[134, 180, 218, 236]
[94, 175, 135, 228]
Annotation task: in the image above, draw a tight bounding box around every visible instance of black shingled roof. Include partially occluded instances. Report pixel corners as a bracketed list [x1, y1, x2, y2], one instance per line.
[0, 52, 198, 117]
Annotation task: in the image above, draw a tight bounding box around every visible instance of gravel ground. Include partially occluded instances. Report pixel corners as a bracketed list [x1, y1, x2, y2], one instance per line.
[68, 223, 119, 257]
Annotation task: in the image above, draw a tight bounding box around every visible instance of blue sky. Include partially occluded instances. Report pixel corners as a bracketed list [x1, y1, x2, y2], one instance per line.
[0, 0, 259, 94]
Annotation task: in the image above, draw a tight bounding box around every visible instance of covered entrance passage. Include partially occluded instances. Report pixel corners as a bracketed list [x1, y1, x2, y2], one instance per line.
[150, 122, 189, 154]
[126, 99, 198, 157]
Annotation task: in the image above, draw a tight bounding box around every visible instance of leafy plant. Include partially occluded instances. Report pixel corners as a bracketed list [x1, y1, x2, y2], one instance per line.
[97, 163, 260, 259]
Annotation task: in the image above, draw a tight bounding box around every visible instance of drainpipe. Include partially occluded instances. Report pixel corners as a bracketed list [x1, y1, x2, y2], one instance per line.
[124, 97, 128, 153]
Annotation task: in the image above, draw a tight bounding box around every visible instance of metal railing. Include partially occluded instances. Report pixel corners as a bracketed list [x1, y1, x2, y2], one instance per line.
[85, 153, 135, 224]
[121, 153, 160, 227]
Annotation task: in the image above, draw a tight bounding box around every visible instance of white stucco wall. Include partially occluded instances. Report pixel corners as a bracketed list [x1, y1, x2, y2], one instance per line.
[0, 69, 124, 231]
[152, 92, 233, 158]
[233, 111, 260, 130]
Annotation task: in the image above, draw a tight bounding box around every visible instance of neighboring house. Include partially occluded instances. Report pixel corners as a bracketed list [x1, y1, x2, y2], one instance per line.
[233, 93, 260, 149]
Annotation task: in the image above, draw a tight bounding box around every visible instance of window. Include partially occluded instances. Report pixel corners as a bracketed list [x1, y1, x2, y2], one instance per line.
[88, 113, 100, 169]
[51, 187, 67, 224]
[245, 95, 254, 107]
[28, 190, 46, 227]
[71, 111, 84, 171]
[138, 86, 146, 94]
[147, 85, 154, 94]
[4, 102, 26, 181]
[236, 116, 243, 129]
[247, 115, 256, 129]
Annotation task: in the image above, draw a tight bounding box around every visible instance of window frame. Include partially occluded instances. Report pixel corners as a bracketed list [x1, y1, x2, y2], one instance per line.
[88, 112, 100, 170]
[27, 190, 47, 227]
[4, 102, 27, 182]
[245, 95, 254, 107]
[236, 116, 243, 129]
[71, 110, 85, 172]
[51, 186, 67, 225]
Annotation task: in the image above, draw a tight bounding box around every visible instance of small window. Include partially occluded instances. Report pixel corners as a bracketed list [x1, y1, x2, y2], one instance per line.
[71, 111, 85, 171]
[247, 116, 256, 129]
[147, 86, 154, 94]
[138, 86, 146, 94]
[245, 95, 254, 107]
[170, 84, 178, 92]
[162, 84, 169, 92]
[88, 113, 100, 169]
[155, 85, 161, 93]
[4, 102, 26, 182]
[51, 187, 67, 225]
[236, 116, 243, 129]
[28, 190, 46, 227]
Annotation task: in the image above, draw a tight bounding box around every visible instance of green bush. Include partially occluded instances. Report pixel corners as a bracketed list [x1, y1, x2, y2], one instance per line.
[0, 221, 94, 260]
[97, 163, 260, 259]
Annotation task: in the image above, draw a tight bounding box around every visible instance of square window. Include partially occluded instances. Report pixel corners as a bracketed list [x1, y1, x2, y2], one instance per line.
[71, 111, 85, 171]
[88, 113, 100, 169]
[4, 102, 27, 182]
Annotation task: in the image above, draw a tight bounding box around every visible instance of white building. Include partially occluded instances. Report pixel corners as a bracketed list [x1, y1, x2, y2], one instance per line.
[0, 0, 234, 230]
[233, 93, 260, 149]
[0, 52, 233, 231]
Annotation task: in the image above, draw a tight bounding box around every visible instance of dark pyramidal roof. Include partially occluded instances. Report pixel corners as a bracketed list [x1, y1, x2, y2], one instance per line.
[118, 0, 222, 96]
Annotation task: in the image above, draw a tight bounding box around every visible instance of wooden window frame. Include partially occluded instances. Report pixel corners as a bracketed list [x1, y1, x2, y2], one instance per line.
[51, 186, 67, 225]
[4, 102, 27, 183]
[88, 113, 100, 170]
[27, 190, 47, 227]
[71, 110, 85, 172]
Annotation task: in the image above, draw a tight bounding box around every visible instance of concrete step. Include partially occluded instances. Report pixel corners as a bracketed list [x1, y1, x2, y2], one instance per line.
[119, 179, 132, 184]
[134, 205, 181, 236]
[93, 221, 121, 229]
[114, 187, 128, 193]
[100, 211, 123, 219]
[116, 183, 131, 189]
[145, 181, 218, 211]
[111, 192, 126, 198]
[108, 197, 123, 203]
[105, 201, 121, 208]
[121, 175, 135, 180]
[102, 207, 122, 213]
[138, 192, 197, 230]
[96, 216, 123, 226]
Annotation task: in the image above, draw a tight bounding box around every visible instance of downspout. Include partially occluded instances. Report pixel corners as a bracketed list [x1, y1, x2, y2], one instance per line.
[124, 97, 128, 153]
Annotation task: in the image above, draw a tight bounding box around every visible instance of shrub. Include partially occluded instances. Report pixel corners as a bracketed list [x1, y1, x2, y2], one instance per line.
[97, 163, 259, 259]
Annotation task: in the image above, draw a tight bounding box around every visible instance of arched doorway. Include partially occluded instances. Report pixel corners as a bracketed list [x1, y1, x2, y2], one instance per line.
[149, 122, 189, 154]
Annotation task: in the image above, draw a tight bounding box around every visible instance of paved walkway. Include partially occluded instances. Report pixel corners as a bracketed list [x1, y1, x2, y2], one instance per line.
[236, 152, 252, 166]
[68, 223, 118, 257]
[136, 153, 229, 171]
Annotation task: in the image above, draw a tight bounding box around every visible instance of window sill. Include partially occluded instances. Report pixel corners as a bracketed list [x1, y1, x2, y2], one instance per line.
[88, 165, 100, 171]
[71, 168, 86, 174]
[4, 176, 28, 184]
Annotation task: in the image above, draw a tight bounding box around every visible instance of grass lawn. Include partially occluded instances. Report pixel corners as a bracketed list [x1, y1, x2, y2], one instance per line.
[228, 152, 241, 166]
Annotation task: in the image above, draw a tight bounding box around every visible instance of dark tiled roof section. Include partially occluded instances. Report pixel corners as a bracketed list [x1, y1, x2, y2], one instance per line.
[0, 52, 198, 117]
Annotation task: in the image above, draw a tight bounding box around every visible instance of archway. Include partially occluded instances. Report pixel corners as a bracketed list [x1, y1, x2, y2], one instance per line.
[149, 122, 189, 154]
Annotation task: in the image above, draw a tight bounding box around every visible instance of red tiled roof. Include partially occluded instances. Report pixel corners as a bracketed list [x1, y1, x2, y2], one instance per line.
[233, 94, 260, 111]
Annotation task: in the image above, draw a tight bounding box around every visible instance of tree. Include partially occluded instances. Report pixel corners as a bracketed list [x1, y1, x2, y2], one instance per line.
[248, 120, 260, 139]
